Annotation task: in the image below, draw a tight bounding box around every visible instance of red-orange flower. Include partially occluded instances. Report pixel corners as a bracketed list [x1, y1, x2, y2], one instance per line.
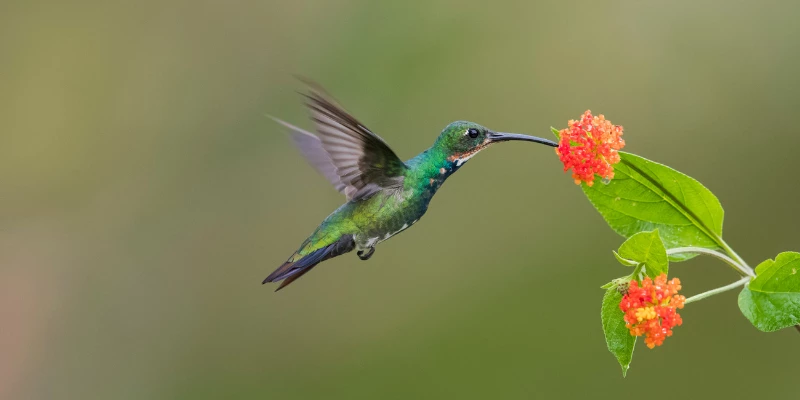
[619, 273, 685, 349]
[555, 110, 625, 186]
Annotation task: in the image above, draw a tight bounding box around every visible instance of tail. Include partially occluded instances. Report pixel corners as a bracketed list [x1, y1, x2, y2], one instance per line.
[264, 235, 355, 291]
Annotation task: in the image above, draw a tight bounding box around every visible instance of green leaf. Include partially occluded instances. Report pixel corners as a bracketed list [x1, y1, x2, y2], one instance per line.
[601, 287, 635, 376]
[613, 251, 638, 267]
[550, 126, 561, 139]
[738, 288, 800, 332]
[583, 152, 724, 262]
[738, 252, 800, 332]
[616, 230, 668, 279]
[750, 252, 800, 292]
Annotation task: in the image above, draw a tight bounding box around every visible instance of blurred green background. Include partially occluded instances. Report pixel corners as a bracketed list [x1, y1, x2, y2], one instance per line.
[3, 1, 799, 399]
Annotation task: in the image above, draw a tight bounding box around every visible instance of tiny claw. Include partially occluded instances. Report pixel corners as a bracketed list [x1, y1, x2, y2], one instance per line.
[357, 247, 375, 260]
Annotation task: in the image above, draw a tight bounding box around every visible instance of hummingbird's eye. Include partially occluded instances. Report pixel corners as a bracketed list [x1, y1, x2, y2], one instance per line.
[467, 128, 480, 138]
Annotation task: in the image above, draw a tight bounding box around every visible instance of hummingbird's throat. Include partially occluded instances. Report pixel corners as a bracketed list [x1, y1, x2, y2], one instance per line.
[447, 140, 492, 167]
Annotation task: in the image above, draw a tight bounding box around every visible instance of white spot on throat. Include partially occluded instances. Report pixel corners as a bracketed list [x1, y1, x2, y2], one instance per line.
[455, 150, 481, 166]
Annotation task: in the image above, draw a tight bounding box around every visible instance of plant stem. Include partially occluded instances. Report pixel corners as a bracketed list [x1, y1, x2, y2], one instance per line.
[718, 240, 752, 275]
[666, 247, 755, 277]
[684, 277, 750, 305]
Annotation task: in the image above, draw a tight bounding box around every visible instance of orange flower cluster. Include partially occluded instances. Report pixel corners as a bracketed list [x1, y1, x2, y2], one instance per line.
[619, 274, 686, 349]
[555, 110, 625, 186]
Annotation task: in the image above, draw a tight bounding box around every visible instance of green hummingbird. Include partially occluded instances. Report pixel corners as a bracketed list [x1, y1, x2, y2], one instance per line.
[265, 83, 557, 290]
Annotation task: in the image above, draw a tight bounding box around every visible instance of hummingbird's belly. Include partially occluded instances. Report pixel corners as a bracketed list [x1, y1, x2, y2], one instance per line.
[352, 193, 428, 250]
[355, 217, 420, 250]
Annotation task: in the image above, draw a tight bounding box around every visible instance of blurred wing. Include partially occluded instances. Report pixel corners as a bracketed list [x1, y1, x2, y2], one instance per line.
[301, 82, 407, 200]
[270, 117, 347, 193]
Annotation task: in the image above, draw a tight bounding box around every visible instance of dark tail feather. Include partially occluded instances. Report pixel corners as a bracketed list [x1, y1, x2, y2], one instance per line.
[263, 248, 328, 285]
[264, 235, 355, 291]
[275, 266, 316, 291]
[264, 260, 293, 284]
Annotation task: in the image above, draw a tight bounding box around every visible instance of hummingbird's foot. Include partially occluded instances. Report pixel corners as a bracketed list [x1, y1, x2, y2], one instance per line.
[357, 247, 375, 261]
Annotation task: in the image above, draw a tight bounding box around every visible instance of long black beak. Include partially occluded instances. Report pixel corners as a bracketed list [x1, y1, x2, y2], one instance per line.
[487, 131, 558, 147]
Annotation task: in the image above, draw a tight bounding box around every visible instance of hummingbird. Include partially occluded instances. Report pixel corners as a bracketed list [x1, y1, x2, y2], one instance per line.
[265, 82, 557, 291]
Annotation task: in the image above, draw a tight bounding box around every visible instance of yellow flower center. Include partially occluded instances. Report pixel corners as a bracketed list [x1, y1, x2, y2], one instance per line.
[635, 306, 656, 322]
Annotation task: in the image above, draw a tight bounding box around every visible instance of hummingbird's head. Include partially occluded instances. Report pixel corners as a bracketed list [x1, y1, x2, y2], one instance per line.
[434, 121, 558, 167]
